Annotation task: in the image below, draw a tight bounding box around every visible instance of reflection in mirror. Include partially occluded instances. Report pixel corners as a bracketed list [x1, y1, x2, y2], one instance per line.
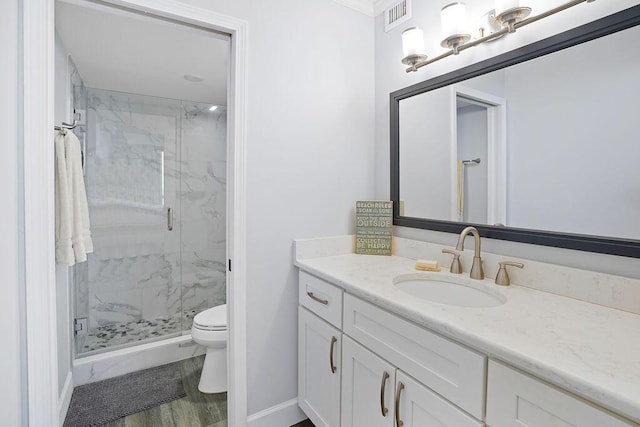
[396, 21, 640, 243]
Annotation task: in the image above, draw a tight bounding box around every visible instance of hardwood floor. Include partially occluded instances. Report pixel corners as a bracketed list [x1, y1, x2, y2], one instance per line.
[86, 354, 312, 427]
[101, 356, 227, 427]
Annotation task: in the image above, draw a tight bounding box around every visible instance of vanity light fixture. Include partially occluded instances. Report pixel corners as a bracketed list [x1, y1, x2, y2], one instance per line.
[401, 0, 595, 72]
[209, 105, 218, 112]
[401, 27, 428, 67]
[440, 2, 471, 55]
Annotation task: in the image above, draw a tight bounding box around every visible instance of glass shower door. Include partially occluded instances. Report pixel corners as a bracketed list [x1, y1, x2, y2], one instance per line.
[74, 89, 183, 355]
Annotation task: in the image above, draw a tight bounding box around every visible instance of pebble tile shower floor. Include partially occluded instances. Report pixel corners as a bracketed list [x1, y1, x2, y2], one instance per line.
[79, 310, 199, 353]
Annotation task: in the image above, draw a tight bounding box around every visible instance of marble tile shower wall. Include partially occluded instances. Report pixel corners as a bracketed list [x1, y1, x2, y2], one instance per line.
[179, 102, 227, 325]
[75, 89, 226, 354]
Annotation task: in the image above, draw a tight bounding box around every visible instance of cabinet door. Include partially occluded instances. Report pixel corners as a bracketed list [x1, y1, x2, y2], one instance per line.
[395, 371, 484, 427]
[487, 360, 634, 427]
[298, 307, 342, 427]
[343, 294, 486, 419]
[342, 336, 395, 427]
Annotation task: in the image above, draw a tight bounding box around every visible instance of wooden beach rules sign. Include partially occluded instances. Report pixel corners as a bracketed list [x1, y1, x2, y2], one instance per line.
[355, 201, 393, 256]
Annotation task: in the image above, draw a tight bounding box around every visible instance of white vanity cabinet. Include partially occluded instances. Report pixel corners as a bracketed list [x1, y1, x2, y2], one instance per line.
[342, 335, 483, 427]
[297, 269, 637, 427]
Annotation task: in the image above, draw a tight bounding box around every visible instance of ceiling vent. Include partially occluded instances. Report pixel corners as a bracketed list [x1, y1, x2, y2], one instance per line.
[384, 0, 411, 32]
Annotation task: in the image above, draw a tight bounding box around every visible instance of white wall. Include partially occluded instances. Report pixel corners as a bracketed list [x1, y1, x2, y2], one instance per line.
[175, 0, 376, 418]
[0, 0, 25, 425]
[375, 0, 640, 279]
[54, 31, 73, 400]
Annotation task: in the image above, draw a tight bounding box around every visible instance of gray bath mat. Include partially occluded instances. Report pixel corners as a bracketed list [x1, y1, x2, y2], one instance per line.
[63, 361, 186, 427]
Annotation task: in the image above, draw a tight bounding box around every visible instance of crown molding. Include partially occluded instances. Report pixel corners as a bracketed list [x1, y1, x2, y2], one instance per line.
[332, 0, 375, 16]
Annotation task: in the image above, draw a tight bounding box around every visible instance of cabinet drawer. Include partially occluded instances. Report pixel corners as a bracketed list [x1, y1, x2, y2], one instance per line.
[487, 360, 633, 427]
[343, 294, 486, 419]
[299, 271, 343, 328]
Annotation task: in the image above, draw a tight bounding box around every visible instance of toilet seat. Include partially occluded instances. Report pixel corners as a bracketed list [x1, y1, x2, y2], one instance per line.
[193, 304, 227, 331]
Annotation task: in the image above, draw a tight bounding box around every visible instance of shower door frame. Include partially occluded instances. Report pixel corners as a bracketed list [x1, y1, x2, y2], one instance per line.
[23, 0, 248, 425]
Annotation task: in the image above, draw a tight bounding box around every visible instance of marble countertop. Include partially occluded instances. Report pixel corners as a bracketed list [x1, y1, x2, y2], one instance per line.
[295, 253, 640, 423]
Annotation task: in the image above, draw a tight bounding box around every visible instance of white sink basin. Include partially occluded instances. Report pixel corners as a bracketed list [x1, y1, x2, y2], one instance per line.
[393, 273, 506, 308]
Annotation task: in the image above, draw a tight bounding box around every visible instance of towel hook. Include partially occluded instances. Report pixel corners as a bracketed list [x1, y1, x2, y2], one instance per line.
[54, 119, 79, 132]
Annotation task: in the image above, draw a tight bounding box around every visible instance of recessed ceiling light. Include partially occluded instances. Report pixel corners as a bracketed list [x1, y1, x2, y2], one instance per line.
[184, 74, 204, 83]
[209, 105, 218, 112]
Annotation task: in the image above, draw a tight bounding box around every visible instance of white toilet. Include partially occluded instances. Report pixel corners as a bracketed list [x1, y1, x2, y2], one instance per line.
[191, 303, 227, 393]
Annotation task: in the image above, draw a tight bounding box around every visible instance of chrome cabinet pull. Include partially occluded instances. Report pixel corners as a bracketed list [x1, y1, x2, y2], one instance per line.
[307, 291, 328, 305]
[395, 381, 405, 427]
[167, 207, 173, 231]
[380, 371, 390, 416]
[329, 336, 337, 374]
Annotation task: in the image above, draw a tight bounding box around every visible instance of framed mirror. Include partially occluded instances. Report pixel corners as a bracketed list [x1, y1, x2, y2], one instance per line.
[391, 6, 640, 258]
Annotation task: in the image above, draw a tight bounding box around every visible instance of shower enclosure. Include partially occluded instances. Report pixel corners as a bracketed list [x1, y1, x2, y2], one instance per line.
[73, 86, 227, 356]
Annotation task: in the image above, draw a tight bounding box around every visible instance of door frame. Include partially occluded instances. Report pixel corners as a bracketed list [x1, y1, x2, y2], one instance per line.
[449, 85, 507, 226]
[22, 0, 248, 425]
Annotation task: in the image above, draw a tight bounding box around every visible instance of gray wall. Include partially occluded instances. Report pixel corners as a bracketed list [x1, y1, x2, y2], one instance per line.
[0, 0, 25, 425]
[375, 0, 640, 279]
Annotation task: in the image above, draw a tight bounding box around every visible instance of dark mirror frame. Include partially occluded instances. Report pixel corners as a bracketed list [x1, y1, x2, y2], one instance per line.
[391, 5, 640, 258]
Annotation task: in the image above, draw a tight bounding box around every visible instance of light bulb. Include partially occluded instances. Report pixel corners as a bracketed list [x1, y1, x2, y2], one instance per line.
[402, 27, 425, 58]
[441, 2, 468, 38]
[495, 0, 519, 15]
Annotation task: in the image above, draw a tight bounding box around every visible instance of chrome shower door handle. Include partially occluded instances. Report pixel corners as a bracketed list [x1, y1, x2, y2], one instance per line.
[167, 207, 173, 231]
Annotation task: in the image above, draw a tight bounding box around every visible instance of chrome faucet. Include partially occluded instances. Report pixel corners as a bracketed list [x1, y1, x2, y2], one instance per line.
[455, 226, 484, 280]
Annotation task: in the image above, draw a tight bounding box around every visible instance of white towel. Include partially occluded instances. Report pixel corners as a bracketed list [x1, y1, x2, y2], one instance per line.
[55, 132, 74, 265]
[55, 130, 93, 265]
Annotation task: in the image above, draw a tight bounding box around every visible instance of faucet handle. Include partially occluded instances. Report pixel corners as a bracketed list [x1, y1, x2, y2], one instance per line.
[495, 261, 524, 286]
[442, 249, 463, 274]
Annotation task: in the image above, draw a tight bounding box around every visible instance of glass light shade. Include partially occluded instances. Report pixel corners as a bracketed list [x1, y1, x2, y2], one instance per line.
[441, 2, 468, 38]
[402, 27, 426, 57]
[495, 0, 520, 15]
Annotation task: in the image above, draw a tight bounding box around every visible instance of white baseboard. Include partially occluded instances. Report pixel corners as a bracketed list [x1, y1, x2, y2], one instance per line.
[58, 372, 73, 426]
[247, 398, 307, 427]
